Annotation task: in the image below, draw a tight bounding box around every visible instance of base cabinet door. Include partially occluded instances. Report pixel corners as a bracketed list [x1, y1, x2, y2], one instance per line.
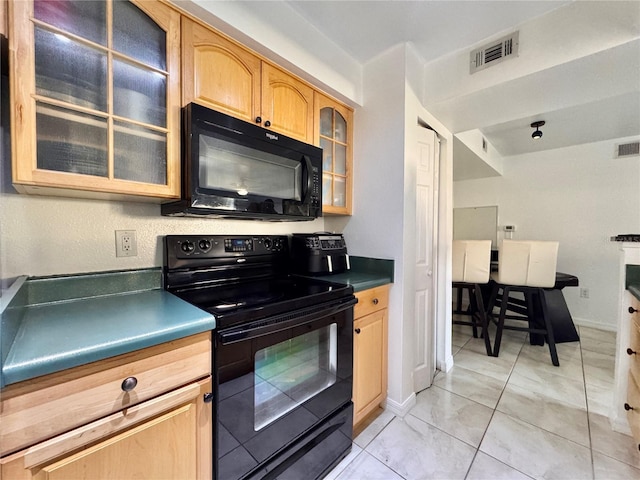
[1, 378, 212, 480]
[352, 285, 389, 427]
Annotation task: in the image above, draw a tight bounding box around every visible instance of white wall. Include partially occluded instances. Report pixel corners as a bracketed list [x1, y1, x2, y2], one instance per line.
[453, 136, 640, 330]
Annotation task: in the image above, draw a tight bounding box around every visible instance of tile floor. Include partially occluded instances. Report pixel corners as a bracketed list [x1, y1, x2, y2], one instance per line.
[326, 320, 640, 479]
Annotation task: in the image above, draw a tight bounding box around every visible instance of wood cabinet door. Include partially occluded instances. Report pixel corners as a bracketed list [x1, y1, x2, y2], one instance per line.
[9, 0, 181, 199]
[314, 93, 353, 215]
[182, 18, 261, 123]
[353, 308, 388, 425]
[0, 378, 212, 480]
[261, 64, 314, 143]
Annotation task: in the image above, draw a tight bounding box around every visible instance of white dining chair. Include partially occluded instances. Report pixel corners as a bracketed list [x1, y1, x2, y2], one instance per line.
[487, 240, 560, 365]
[452, 240, 493, 356]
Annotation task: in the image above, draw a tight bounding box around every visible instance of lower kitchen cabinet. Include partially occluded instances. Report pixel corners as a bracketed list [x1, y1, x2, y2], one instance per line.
[0, 333, 212, 480]
[626, 294, 640, 448]
[352, 284, 389, 427]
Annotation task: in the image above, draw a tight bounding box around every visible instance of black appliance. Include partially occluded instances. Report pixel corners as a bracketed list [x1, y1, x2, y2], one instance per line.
[161, 103, 322, 221]
[290, 233, 350, 275]
[163, 235, 356, 480]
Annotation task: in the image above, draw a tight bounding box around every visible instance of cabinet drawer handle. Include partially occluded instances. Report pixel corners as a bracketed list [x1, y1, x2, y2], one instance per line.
[628, 348, 637, 356]
[355, 328, 361, 334]
[372, 298, 379, 305]
[630, 306, 639, 314]
[121, 376, 138, 392]
[203, 392, 214, 403]
[625, 403, 634, 411]
[264, 120, 271, 127]
[255, 116, 262, 124]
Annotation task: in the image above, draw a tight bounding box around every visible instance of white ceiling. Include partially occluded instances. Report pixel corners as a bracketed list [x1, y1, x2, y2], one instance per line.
[280, 0, 640, 171]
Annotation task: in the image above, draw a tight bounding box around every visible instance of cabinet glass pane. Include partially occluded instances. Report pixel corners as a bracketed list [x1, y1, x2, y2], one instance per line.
[322, 174, 332, 206]
[36, 103, 107, 177]
[335, 112, 346, 142]
[35, 27, 107, 111]
[335, 144, 346, 175]
[113, 0, 166, 71]
[114, 121, 167, 184]
[320, 138, 332, 171]
[113, 59, 166, 127]
[333, 176, 346, 207]
[320, 107, 333, 138]
[34, 0, 107, 46]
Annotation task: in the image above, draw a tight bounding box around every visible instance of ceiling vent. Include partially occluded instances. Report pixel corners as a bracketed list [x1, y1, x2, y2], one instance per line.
[470, 31, 519, 74]
[614, 141, 640, 158]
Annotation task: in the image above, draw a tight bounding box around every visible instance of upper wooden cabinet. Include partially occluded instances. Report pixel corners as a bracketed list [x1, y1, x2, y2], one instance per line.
[182, 18, 314, 144]
[182, 18, 260, 124]
[261, 63, 314, 143]
[9, 0, 181, 200]
[315, 93, 353, 215]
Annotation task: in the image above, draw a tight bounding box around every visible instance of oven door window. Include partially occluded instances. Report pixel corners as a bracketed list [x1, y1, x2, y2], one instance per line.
[199, 134, 302, 200]
[254, 323, 337, 431]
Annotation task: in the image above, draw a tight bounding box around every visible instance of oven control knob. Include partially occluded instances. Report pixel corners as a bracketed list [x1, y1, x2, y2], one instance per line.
[263, 238, 272, 250]
[199, 239, 211, 251]
[181, 241, 195, 253]
[272, 238, 282, 251]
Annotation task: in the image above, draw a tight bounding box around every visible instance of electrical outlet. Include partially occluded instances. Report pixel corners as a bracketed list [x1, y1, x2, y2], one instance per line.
[115, 230, 137, 257]
[580, 288, 589, 299]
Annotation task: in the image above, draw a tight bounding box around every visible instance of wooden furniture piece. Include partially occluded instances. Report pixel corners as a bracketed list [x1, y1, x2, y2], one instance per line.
[9, 0, 181, 200]
[0, 333, 212, 479]
[452, 239, 492, 356]
[353, 284, 389, 427]
[625, 294, 640, 449]
[487, 240, 560, 366]
[315, 92, 353, 215]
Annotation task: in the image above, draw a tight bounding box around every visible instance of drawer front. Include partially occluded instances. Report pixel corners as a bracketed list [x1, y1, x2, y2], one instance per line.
[1, 333, 211, 456]
[626, 371, 640, 445]
[630, 318, 640, 382]
[354, 285, 389, 319]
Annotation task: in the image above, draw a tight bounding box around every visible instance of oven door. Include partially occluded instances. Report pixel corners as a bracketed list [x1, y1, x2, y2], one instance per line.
[214, 298, 355, 480]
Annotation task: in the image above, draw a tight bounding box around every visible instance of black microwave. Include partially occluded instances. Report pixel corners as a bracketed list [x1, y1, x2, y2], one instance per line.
[161, 103, 322, 221]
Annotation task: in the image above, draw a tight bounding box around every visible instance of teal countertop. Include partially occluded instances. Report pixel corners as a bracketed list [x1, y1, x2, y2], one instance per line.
[628, 265, 640, 301]
[308, 256, 394, 292]
[0, 269, 215, 389]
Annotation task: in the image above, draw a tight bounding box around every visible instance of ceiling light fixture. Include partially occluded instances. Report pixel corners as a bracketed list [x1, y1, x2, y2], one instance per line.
[530, 120, 545, 140]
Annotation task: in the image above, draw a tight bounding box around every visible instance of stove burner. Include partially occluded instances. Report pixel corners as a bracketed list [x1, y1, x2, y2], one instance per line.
[210, 292, 286, 313]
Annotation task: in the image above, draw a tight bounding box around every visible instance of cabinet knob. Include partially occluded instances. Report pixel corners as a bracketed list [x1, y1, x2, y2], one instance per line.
[630, 306, 639, 314]
[255, 116, 262, 124]
[624, 403, 634, 411]
[372, 298, 379, 305]
[355, 328, 361, 334]
[628, 348, 637, 356]
[121, 376, 138, 392]
[203, 392, 214, 403]
[264, 120, 271, 127]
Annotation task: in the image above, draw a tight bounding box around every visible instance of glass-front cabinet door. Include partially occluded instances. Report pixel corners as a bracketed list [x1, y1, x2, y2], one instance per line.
[314, 93, 353, 215]
[10, 0, 180, 199]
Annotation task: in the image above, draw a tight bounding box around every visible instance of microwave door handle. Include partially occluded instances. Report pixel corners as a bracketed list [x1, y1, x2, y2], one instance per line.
[302, 155, 313, 203]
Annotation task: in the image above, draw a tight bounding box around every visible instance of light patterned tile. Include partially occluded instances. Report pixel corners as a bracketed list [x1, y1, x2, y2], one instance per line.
[589, 412, 640, 469]
[433, 364, 506, 409]
[334, 451, 404, 480]
[515, 342, 584, 382]
[409, 386, 493, 447]
[353, 410, 395, 449]
[582, 349, 616, 389]
[507, 368, 586, 410]
[467, 452, 534, 480]
[496, 382, 589, 446]
[579, 326, 617, 356]
[593, 451, 640, 480]
[480, 411, 593, 480]
[586, 381, 614, 417]
[452, 348, 515, 383]
[366, 416, 476, 479]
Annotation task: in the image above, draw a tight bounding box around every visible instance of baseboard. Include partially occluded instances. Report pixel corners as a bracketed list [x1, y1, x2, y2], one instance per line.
[572, 317, 617, 332]
[610, 412, 632, 436]
[437, 353, 454, 373]
[385, 392, 416, 418]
